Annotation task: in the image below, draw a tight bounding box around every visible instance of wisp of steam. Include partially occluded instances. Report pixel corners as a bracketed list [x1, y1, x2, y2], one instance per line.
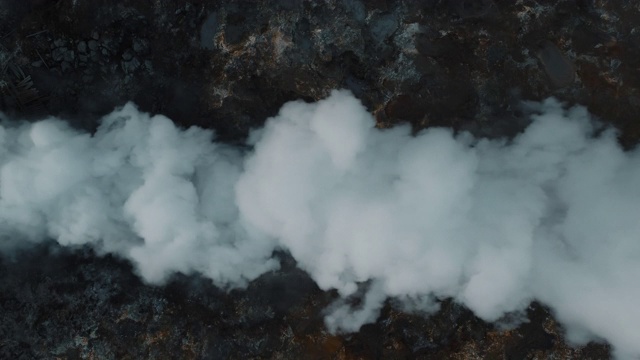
[1, 90, 639, 358]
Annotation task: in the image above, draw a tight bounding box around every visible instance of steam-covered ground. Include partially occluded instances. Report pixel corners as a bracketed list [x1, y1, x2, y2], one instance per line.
[3, 0, 640, 359]
[0, 90, 638, 357]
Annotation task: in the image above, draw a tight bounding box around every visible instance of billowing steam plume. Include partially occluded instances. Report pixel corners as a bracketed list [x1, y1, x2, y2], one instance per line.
[1, 90, 639, 358]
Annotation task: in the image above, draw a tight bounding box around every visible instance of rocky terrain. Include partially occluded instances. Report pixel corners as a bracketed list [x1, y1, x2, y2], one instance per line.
[1, 0, 638, 358]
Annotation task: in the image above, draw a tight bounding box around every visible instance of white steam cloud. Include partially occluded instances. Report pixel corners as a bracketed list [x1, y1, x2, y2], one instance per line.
[1, 90, 639, 358]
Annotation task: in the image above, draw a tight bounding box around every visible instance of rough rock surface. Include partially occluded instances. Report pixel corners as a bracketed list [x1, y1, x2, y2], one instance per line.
[0, 245, 611, 359]
[1, 0, 637, 358]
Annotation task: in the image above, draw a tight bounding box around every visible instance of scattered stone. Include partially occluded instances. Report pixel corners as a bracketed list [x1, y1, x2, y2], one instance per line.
[132, 38, 148, 53]
[77, 41, 87, 53]
[88, 40, 98, 51]
[121, 58, 140, 74]
[122, 50, 133, 61]
[51, 47, 68, 62]
[200, 12, 218, 50]
[63, 50, 75, 62]
[143, 60, 154, 74]
[535, 40, 575, 88]
[370, 13, 398, 44]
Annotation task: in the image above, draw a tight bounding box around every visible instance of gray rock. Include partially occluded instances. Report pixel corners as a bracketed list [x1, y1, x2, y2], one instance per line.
[344, 0, 366, 23]
[536, 40, 575, 88]
[121, 58, 141, 74]
[200, 12, 219, 50]
[122, 50, 133, 61]
[132, 39, 148, 53]
[88, 40, 98, 51]
[143, 60, 154, 74]
[51, 47, 68, 62]
[63, 50, 75, 62]
[77, 41, 87, 53]
[370, 13, 398, 44]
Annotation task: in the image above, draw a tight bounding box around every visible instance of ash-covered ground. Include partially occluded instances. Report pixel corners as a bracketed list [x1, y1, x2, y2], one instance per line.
[2, 0, 639, 358]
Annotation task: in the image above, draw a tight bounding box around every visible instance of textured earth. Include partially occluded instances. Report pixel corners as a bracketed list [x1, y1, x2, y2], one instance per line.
[1, 0, 638, 358]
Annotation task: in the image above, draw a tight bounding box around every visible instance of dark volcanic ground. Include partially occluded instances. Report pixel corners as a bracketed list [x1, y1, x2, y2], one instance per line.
[1, 0, 638, 358]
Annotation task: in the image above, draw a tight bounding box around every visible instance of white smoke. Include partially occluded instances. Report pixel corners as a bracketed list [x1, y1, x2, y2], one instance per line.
[0, 106, 278, 286]
[1, 90, 640, 358]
